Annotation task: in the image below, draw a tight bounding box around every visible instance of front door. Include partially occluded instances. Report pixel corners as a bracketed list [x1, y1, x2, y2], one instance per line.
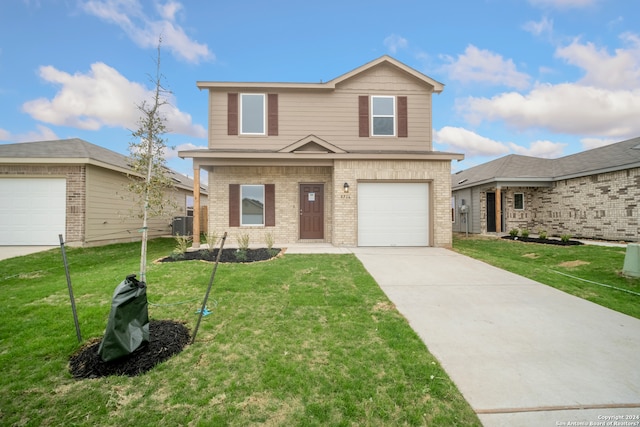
[300, 183, 324, 239]
[487, 192, 496, 232]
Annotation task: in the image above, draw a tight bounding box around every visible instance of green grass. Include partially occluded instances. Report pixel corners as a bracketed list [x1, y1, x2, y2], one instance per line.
[0, 238, 479, 426]
[453, 234, 640, 319]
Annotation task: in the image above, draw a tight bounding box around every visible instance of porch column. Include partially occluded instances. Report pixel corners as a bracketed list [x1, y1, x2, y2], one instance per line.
[192, 165, 201, 248]
[495, 187, 502, 233]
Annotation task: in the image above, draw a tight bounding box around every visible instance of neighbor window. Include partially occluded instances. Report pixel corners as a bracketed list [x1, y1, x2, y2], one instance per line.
[241, 185, 264, 225]
[514, 193, 524, 210]
[240, 94, 265, 134]
[371, 96, 395, 136]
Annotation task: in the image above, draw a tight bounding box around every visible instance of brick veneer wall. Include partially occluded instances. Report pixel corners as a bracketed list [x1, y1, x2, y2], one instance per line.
[209, 160, 454, 247]
[484, 167, 640, 241]
[333, 159, 454, 247]
[208, 166, 333, 245]
[0, 164, 86, 244]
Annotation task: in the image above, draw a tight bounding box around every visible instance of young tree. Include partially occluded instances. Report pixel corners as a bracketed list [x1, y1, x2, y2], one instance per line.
[128, 39, 174, 284]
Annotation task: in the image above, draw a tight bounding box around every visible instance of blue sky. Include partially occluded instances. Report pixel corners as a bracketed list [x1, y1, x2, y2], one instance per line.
[1, 0, 638, 176]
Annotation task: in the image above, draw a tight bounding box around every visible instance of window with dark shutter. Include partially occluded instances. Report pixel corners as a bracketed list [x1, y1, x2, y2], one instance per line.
[229, 184, 240, 226]
[268, 94, 278, 136]
[228, 93, 238, 136]
[358, 96, 369, 137]
[398, 96, 408, 137]
[265, 184, 275, 226]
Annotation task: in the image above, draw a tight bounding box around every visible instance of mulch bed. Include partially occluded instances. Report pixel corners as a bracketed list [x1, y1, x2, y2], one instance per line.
[69, 320, 190, 379]
[157, 248, 281, 263]
[502, 236, 584, 246]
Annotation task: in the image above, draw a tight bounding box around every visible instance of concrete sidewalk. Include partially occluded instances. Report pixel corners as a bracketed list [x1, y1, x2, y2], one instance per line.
[352, 247, 640, 427]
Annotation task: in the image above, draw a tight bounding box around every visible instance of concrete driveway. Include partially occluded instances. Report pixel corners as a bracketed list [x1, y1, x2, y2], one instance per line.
[0, 246, 57, 261]
[352, 247, 640, 427]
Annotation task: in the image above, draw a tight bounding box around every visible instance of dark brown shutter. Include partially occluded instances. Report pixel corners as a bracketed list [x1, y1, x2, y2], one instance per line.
[229, 184, 240, 227]
[228, 93, 238, 135]
[265, 184, 275, 226]
[267, 94, 278, 136]
[358, 95, 369, 137]
[398, 96, 408, 137]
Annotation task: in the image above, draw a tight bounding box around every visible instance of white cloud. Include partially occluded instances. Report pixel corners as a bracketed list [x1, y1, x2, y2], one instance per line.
[22, 62, 206, 138]
[580, 137, 618, 150]
[80, 0, 213, 64]
[458, 35, 640, 140]
[528, 0, 599, 8]
[384, 34, 408, 55]
[0, 125, 59, 142]
[555, 33, 640, 90]
[508, 140, 567, 158]
[434, 126, 510, 157]
[523, 16, 553, 38]
[441, 45, 531, 90]
[165, 142, 206, 159]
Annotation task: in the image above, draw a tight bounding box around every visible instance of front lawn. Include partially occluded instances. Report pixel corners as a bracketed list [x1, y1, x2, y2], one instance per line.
[453, 234, 640, 319]
[0, 238, 479, 426]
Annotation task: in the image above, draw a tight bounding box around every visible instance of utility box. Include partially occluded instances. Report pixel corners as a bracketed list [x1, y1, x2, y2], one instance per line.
[622, 243, 640, 278]
[172, 216, 193, 236]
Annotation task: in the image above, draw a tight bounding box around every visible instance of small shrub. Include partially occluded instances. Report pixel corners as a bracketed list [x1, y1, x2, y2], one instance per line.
[521, 229, 530, 238]
[235, 233, 250, 261]
[560, 234, 571, 243]
[509, 229, 519, 237]
[538, 229, 547, 240]
[203, 230, 219, 253]
[171, 234, 191, 259]
[264, 232, 279, 257]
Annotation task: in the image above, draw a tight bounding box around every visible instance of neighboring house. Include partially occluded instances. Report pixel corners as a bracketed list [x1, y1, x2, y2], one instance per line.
[180, 56, 463, 248]
[451, 136, 640, 242]
[0, 138, 208, 246]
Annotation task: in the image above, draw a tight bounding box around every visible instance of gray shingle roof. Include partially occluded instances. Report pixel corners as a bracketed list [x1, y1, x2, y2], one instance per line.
[453, 136, 640, 189]
[0, 138, 204, 192]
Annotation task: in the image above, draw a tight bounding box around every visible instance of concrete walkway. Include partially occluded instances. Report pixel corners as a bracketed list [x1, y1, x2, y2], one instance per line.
[351, 247, 640, 427]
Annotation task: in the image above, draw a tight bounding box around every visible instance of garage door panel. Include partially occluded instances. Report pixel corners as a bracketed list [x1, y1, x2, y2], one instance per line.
[358, 183, 429, 247]
[0, 178, 66, 245]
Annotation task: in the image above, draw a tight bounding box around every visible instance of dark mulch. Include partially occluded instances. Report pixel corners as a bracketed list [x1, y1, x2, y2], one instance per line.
[158, 248, 281, 263]
[69, 320, 190, 379]
[502, 236, 584, 246]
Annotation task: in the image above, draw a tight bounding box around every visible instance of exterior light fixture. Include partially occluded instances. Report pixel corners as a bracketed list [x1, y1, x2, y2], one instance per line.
[343, 182, 350, 193]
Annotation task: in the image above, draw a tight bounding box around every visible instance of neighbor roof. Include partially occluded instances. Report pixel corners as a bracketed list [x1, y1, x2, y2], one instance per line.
[453, 136, 640, 190]
[196, 55, 444, 93]
[0, 138, 203, 192]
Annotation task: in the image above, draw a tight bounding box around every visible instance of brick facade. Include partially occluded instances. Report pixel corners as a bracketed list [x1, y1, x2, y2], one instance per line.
[482, 167, 640, 241]
[210, 159, 454, 248]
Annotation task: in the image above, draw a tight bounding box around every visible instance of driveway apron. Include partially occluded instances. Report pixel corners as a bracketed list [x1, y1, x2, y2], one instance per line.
[352, 247, 640, 427]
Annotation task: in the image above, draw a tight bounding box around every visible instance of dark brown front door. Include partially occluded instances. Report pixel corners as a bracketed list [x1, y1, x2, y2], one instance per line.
[487, 192, 496, 232]
[300, 184, 324, 239]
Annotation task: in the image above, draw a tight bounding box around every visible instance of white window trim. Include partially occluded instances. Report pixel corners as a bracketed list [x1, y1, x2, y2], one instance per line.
[240, 184, 265, 226]
[240, 93, 266, 135]
[371, 95, 396, 137]
[514, 193, 525, 210]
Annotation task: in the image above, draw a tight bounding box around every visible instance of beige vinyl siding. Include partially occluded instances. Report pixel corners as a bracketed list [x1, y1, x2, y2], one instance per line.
[85, 165, 188, 245]
[208, 63, 434, 152]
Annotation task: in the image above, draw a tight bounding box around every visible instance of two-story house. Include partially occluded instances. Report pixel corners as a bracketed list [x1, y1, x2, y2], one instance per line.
[180, 56, 463, 248]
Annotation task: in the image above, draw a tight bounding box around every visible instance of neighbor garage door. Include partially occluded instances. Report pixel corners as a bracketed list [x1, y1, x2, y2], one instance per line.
[0, 178, 66, 245]
[357, 182, 429, 246]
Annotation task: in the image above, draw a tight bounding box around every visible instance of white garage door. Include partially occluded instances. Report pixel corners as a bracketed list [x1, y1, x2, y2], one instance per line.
[0, 178, 66, 245]
[358, 182, 429, 246]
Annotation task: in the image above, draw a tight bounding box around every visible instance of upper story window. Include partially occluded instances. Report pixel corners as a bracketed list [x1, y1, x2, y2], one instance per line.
[241, 94, 265, 135]
[371, 96, 395, 136]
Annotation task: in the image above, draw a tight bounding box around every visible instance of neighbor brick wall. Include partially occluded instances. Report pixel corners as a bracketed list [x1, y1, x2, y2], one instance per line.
[479, 167, 640, 241]
[529, 168, 640, 241]
[0, 164, 86, 244]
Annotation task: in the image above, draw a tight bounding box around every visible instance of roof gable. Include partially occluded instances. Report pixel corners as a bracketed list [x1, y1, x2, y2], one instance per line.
[278, 135, 347, 154]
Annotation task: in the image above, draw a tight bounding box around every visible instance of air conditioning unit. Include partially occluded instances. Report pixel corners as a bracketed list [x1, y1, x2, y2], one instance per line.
[172, 216, 194, 236]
